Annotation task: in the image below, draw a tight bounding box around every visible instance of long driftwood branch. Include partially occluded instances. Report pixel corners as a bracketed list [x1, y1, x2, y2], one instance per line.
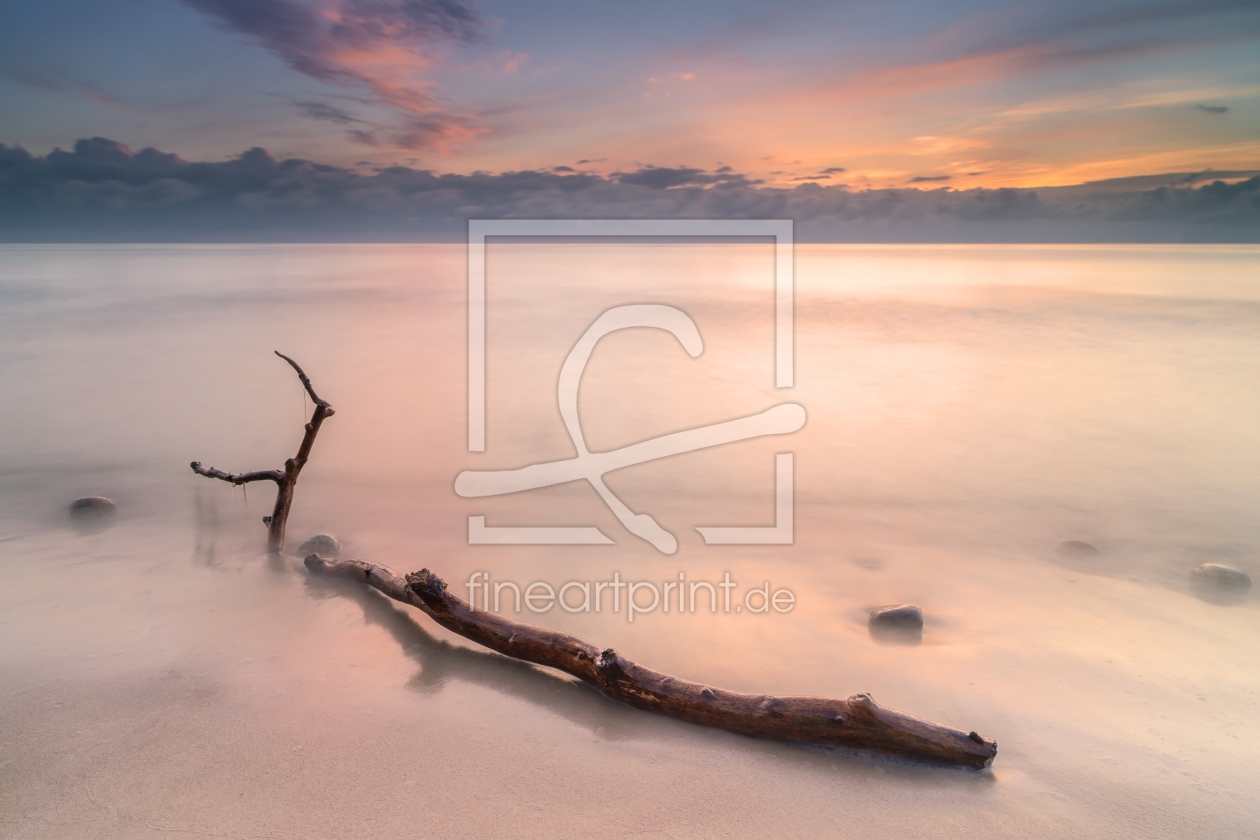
[306, 554, 998, 769]
[190, 352, 335, 554]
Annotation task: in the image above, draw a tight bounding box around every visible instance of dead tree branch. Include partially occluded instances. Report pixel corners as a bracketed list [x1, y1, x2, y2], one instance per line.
[190, 352, 335, 554]
[189, 465, 283, 484]
[306, 555, 998, 769]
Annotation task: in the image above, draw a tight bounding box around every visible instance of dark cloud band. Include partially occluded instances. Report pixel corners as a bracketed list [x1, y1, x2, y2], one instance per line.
[2, 138, 1257, 242]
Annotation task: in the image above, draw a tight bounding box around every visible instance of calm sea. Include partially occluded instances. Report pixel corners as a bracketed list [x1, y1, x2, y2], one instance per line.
[2, 243, 1257, 838]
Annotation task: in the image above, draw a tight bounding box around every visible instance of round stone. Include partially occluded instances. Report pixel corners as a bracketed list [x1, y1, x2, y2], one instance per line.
[69, 496, 116, 517]
[1191, 563, 1251, 591]
[298, 534, 340, 558]
[868, 604, 924, 630]
[1058, 540, 1098, 557]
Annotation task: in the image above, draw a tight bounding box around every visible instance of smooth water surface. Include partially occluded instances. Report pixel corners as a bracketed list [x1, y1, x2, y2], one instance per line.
[1, 243, 1258, 838]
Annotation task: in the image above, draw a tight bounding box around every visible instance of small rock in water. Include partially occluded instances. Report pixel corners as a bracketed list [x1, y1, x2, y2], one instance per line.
[1190, 563, 1251, 591]
[69, 496, 116, 517]
[868, 604, 923, 645]
[868, 604, 924, 630]
[1058, 540, 1098, 557]
[298, 534, 340, 558]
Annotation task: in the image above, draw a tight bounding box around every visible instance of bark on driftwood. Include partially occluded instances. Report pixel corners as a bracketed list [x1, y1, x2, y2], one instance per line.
[306, 555, 998, 769]
[191, 352, 334, 554]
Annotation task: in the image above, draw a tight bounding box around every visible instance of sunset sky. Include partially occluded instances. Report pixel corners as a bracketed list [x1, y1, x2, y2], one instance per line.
[3, 0, 1258, 189]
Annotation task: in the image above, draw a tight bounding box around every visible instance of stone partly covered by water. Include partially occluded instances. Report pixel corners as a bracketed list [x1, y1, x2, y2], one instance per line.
[298, 533, 340, 558]
[868, 604, 924, 630]
[1191, 563, 1252, 591]
[1058, 540, 1099, 557]
[68, 496, 116, 518]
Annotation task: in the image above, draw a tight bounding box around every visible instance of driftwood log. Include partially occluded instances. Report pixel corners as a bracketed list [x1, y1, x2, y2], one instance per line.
[191, 352, 334, 554]
[190, 354, 997, 768]
[306, 555, 998, 769]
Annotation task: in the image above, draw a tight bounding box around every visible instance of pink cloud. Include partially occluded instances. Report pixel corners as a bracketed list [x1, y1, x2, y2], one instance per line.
[184, 0, 486, 150]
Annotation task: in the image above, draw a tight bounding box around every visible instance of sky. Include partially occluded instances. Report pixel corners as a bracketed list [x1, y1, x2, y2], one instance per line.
[3, 0, 1259, 186]
[1, 0, 1259, 240]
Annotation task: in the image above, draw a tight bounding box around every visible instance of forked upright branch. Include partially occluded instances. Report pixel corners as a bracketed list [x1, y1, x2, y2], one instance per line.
[191, 352, 335, 554]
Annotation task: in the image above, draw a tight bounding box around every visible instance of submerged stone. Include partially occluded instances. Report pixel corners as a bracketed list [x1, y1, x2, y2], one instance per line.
[1191, 563, 1251, 591]
[69, 496, 116, 517]
[868, 604, 924, 630]
[298, 534, 340, 558]
[868, 604, 923, 646]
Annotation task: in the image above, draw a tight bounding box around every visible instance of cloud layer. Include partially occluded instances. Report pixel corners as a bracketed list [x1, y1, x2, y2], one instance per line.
[2, 138, 1257, 242]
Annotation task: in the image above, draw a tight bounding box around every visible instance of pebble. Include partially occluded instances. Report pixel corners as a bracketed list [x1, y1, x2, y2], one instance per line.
[1190, 563, 1251, 591]
[298, 534, 340, 558]
[868, 604, 923, 630]
[1058, 540, 1098, 557]
[69, 496, 116, 517]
